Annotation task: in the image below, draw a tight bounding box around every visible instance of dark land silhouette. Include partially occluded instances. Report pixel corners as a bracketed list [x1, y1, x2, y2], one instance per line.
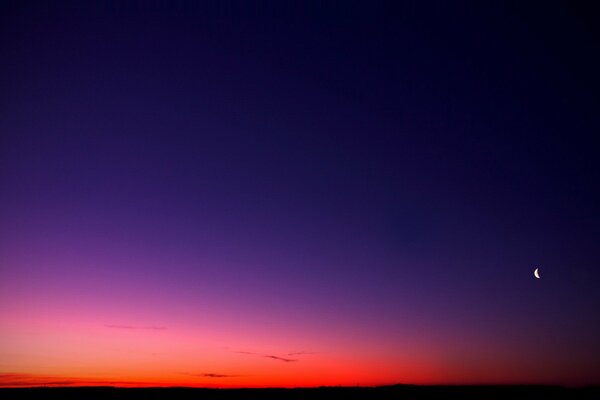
[1, 385, 599, 400]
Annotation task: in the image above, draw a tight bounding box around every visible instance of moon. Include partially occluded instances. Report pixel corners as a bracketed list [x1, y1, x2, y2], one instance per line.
[534, 268, 541, 279]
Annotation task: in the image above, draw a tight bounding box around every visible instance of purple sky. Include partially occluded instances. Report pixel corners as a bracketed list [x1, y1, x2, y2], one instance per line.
[1, 1, 599, 387]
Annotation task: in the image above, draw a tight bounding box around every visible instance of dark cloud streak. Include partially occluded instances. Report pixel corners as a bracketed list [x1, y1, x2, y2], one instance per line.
[0, 373, 146, 387]
[264, 355, 297, 362]
[287, 351, 319, 356]
[182, 373, 241, 378]
[231, 350, 298, 362]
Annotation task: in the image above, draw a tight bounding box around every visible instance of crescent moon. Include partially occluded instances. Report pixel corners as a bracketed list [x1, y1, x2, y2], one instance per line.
[534, 268, 541, 279]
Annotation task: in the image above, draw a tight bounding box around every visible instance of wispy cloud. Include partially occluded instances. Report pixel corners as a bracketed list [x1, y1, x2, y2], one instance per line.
[264, 355, 297, 362]
[181, 373, 241, 378]
[105, 324, 167, 330]
[0, 373, 145, 387]
[287, 351, 319, 356]
[232, 350, 298, 362]
[105, 324, 137, 329]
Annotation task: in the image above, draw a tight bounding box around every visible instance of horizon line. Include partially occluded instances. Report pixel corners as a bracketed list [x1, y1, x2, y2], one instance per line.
[1, 383, 594, 389]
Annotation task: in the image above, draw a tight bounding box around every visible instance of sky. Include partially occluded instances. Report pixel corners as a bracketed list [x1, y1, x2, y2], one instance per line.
[1, 0, 599, 388]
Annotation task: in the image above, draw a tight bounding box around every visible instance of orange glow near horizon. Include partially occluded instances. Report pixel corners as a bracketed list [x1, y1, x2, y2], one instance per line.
[1, 295, 598, 388]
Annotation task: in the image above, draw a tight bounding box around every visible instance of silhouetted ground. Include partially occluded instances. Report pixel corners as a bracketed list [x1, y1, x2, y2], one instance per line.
[1, 385, 599, 400]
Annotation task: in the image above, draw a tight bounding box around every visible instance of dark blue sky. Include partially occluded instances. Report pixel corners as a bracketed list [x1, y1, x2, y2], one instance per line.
[1, 0, 599, 386]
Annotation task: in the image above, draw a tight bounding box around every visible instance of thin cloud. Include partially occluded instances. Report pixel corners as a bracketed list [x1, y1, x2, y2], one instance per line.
[232, 350, 297, 362]
[264, 355, 297, 362]
[182, 373, 241, 378]
[287, 351, 319, 356]
[105, 324, 167, 330]
[0, 373, 146, 387]
[105, 324, 137, 330]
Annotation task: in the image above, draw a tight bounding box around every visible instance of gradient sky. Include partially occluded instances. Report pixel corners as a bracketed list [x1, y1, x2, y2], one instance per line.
[1, 0, 599, 388]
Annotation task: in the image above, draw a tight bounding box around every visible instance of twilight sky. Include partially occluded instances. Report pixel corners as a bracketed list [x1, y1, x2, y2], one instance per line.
[1, 0, 599, 388]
